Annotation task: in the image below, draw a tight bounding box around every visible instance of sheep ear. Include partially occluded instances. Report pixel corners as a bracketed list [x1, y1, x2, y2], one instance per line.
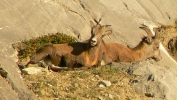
[90, 21, 94, 28]
[145, 37, 152, 43]
[105, 30, 112, 36]
[104, 25, 112, 35]
[140, 33, 152, 43]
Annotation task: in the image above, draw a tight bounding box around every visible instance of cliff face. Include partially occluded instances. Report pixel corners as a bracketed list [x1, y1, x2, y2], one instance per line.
[1, 0, 177, 100]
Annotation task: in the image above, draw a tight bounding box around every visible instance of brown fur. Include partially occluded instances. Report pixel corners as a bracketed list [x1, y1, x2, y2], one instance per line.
[100, 25, 162, 65]
[29, 20, 112, 71]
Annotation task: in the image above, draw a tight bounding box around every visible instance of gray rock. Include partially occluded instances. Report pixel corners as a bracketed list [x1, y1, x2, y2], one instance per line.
[22, 67, 43, 75]
[99, 80, 111, 87]
[95, 75, 100, 80]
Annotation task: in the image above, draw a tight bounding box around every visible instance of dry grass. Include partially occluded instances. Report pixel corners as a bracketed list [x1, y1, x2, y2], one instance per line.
[23, 66, 146, 100]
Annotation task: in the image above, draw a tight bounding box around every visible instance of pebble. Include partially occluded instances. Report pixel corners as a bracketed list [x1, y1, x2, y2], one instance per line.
[99, 80, 111, 87]
[98, 96, 104, 100]
[108, 94, 113, 99]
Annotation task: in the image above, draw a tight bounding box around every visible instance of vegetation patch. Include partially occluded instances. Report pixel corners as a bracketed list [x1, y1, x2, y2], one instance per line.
[23, 66, 146, 100]
[12, 33, 76, 61]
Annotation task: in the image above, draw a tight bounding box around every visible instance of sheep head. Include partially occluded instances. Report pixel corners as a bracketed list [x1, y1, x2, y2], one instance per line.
[139, 25, 162, 61]
[89, 19, 112, 46]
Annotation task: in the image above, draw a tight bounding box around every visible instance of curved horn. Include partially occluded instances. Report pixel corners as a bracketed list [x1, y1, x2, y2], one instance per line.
[139, 24, 153, 37]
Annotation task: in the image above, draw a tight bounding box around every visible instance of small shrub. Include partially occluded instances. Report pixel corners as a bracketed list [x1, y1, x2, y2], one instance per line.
[14, 33, 76, 60]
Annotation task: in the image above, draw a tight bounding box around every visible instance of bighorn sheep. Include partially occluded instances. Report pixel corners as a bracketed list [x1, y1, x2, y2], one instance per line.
[28, 19, 112, 71]
[100, 25, 162, 65]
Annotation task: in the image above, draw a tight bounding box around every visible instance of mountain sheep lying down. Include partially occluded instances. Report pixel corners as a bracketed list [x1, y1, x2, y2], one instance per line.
[28, 19, 112, 71]
[100, 24, 162, 65]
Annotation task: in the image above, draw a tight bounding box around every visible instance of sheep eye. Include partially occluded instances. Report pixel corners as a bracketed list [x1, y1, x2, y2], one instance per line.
[156, 45, 160, 49]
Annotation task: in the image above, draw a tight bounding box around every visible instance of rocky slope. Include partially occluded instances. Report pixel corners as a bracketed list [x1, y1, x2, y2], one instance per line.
[1, 0, 177, 100]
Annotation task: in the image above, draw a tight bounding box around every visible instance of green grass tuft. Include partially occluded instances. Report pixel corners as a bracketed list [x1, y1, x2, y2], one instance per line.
[15, 33, 76, 60]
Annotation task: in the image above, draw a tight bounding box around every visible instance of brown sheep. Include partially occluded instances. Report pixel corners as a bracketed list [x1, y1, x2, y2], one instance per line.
[100, 25, 162, 65]
[28, 19, 112, 71]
